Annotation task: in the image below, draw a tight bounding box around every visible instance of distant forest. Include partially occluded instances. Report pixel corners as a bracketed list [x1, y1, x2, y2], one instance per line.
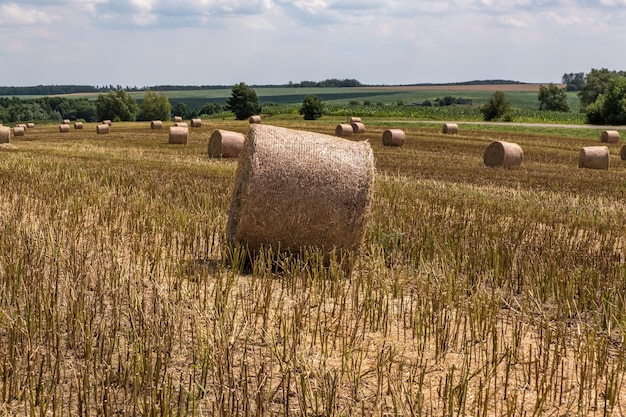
[0, 79, 524, 96]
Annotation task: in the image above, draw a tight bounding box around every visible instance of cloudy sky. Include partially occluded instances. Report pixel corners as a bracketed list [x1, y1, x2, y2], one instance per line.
[1, 0, 625, 87]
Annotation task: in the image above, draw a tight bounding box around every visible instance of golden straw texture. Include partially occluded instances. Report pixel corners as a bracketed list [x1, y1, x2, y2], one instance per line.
[483, 141, 523, 168]
[382, 129, 406, 147]
[249, 115, 262, 124]
[13, 127, 25, 137]
[169, 126, 188, 144]
[351, 122, 366, 133]
[335, 124, 353, 137]
[59, 124, 70, 133]
[96, 124, 110, 134]
[191, 118, 202, 128]
[579, 146, 609, 170]
[151, 120, 163, 129]
[208, 129, 245, 158]
[601, 130, 620, 144]
[0, 126, 10, 143]
[74, 122, 83, 129]
[442, 123, 459, 134]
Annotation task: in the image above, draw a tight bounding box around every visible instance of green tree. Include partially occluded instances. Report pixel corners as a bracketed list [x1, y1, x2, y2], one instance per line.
[585, 76, 626, 125]
[139, 90, 171, 121]
[298, 95, 324, 120]
[226, 82, 260, 120]
[538, 83, 570, 112]
[479, 91, 513, 121]
[199, 102, 224, 116]
[172, 102, 190, 120]
[577, 68, 626, 110]
[96, 89, 138, 122]
[562, 72, 585, 91]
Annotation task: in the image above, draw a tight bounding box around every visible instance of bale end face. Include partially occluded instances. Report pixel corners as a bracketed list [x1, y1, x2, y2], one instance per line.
[351, 122, 366, 134]
[579, 146, 609, 170]
[601, 130, 620, 144]
[483, 141, 523, 169]
[382, 129, 406, 147]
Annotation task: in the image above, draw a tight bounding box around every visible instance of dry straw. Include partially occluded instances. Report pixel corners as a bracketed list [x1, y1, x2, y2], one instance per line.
[96, 124, 110, 134]
[151, 120, 163, 129]
[601, 130, 620, 144]
[351, 122, 366, 133]
[579, 146, 609, 170]
[226, 124, 375, 263]
[191, 118, 202, 128]
[348, 116, 362, 123]
[483, 141, 523, 168]
[59, 124, 70, 133]
[13, 127, 25, 137]
[249, 115, 262, 124]
[169, 126, 188, 144]
[442, 123, 459, 134]
[62, 119, 70, 125]
[173, 116, 183, 123]
[382, 129, 406, 147]
[0, 126, 10, 143]
[74, 122, 84, 129]
[335, 123, 354, 137]
[208, 129, 245, 158]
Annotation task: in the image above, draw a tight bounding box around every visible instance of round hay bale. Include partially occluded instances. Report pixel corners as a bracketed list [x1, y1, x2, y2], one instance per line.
[27, 122, 35, 129]
[442, 123, 459, 134]
[208, 129, 245, 158]
[103, 120, 112, 126]
[96, 124, 110, 134]
[151, 120, 163, 129]
[248, 115, 262, 124]
[335, 124, 354, 137]
[348, 116, 361, 123]
[74, 122, 83, 129]
[173, 116, 183, 123]
[191, 118, 202, 128]
[59, 124, 70, 133]
[0, 126, 10, 143]
[351, 122, 366, 134]
[483, 141, 523, 169]
[382, 129, 406, 147]
[620, 144, 626, 160]
[601, 130, 620, 143]
[226, 124, 375, 264]
[169, 126, 188, 144]
[13, 127, 25, 137]
[62, 119, 71, 125]
[175, 122, 188, 127]
[17, 123, 28, 130]
[579, 146, 609, 170]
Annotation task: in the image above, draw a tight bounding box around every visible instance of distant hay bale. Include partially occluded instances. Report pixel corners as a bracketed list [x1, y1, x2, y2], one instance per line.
[335, 124, 354, 137]
[483, 141, 523, 169]
[351, 122, 366, 133]
[17, 123, 28, 130]
[249, 115, 262, 124]
[348, 116, 361, 123]
[191, 118, 202, 128]
[151, 120, 163, 129]
[621, 145, 626, 160]
[59, 124, 70, 133]
[208, 129, 245, 158]
[382, 129, 406, 147]
[96, 124, 110, 134]
[62, 119, 70, 125]
[0, 126, 10, 143]
[442, 123, 459, 134]
[74, 122, 83, 129]
[579, 146, 609, 170]
[601, 130, 620, 143]
[13, 127, 25, 137]
[169, 126, 188, 144]
[226, 124, 375, 264]
[27, 122, 35, 129]
[175, 122, 188, 127]
[173, 116, 183, 123]
[103, 120, 112, 126]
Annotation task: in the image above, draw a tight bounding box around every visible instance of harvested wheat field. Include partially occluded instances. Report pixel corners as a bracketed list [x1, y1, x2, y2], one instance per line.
[2, 120, 626, 416]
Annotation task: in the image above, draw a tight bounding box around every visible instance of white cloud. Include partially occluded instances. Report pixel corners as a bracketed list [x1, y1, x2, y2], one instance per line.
[0, 2, 59, 25]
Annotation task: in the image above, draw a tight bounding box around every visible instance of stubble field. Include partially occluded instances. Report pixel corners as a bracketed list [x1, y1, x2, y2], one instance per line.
[1, 117, 626, 416]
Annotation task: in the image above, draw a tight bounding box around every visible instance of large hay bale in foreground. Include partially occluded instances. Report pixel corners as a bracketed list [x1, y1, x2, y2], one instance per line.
[0, 126, 9, 143]
[579, 146, 609, 170]
[226, 124, 375, 263]
[59, 124, 70, 133]
[483, 141, 523, 168]
[442, 123, 459, 134]
[382, 129, 406, 147]
[74, 122, 83, 129]
[13, 127, 25, 137]
[335, 124, 353, 137]
[249, 115, 262, 124]
[169, 126, 188, 144]
[191, 118, 202, 128]
[96, 124, 110, 134]
[601, 130, 620, 143]
[351, 122, 366, 133]
[151, 120, 163, 129]
[208, 129, 245, 158]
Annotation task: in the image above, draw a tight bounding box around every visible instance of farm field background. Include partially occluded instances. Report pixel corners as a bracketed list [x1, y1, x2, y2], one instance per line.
[2, 114, 626, 416]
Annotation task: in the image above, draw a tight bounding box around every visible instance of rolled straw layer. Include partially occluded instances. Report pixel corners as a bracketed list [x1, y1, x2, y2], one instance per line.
[13, 127, 25, 137]
[151, 120, 163, 129]
[249, 115, 262, 124]
[483, 141, 523, 168]
[620, 144, 626, 160]
[442, 123, 459, 134]
[351, 122, 366, 134]
[579, 146, 609, 170]
[348, 116, 361, 123]
[96, 124, 110, 134]
[74, 122, 83, 129]
[601, 130, 620, 144]
[173, 116, 183, 123]
[191, 118, 202, 128]
[208, 129, 245, 158]
[226, 124, 375, 260]
[169, 126, 188, 144]
[59, 124, 70, 133]
[0, 126, 10, 143]
[335, 124, 353, 137]
[382, 129, 406, 147]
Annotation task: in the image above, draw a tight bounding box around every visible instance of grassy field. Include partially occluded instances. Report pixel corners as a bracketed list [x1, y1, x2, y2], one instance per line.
[2, 117, 626, 416]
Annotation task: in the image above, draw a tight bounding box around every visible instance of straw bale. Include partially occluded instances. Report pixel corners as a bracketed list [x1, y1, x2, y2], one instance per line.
[169, 126, 188, 144]
[62, 119, 70, 125]
[579, 146, 609, 170]
[208, 129, 245, 158]
[348, 116, 361, 123]
[351, 122, 366, 134]
[226, 124, 375, 264]
[96, 124, 110, 134]
[442, 123, 459, 134]
[59, 124, 70, 133]
[151, 120, 163, 129]
[103, 120, 112, 126]
[335, 124, 354, 137]
[191, 118, 202, 128]
[249, 115, 262, 124]
[175, 122, 188, 127]
[74, 122, 83, 129]
[17, 123, 28, 130]
[382, 129, 406, 147]
[173, 116, 183, 123]
[483, 141, 523, 169]
[621, 144, 626, 160]
[601, 130, 620, 144]
[13, 127, 25, 137]
[0, 126, 10, 143]
[27, 123, 35, 129]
